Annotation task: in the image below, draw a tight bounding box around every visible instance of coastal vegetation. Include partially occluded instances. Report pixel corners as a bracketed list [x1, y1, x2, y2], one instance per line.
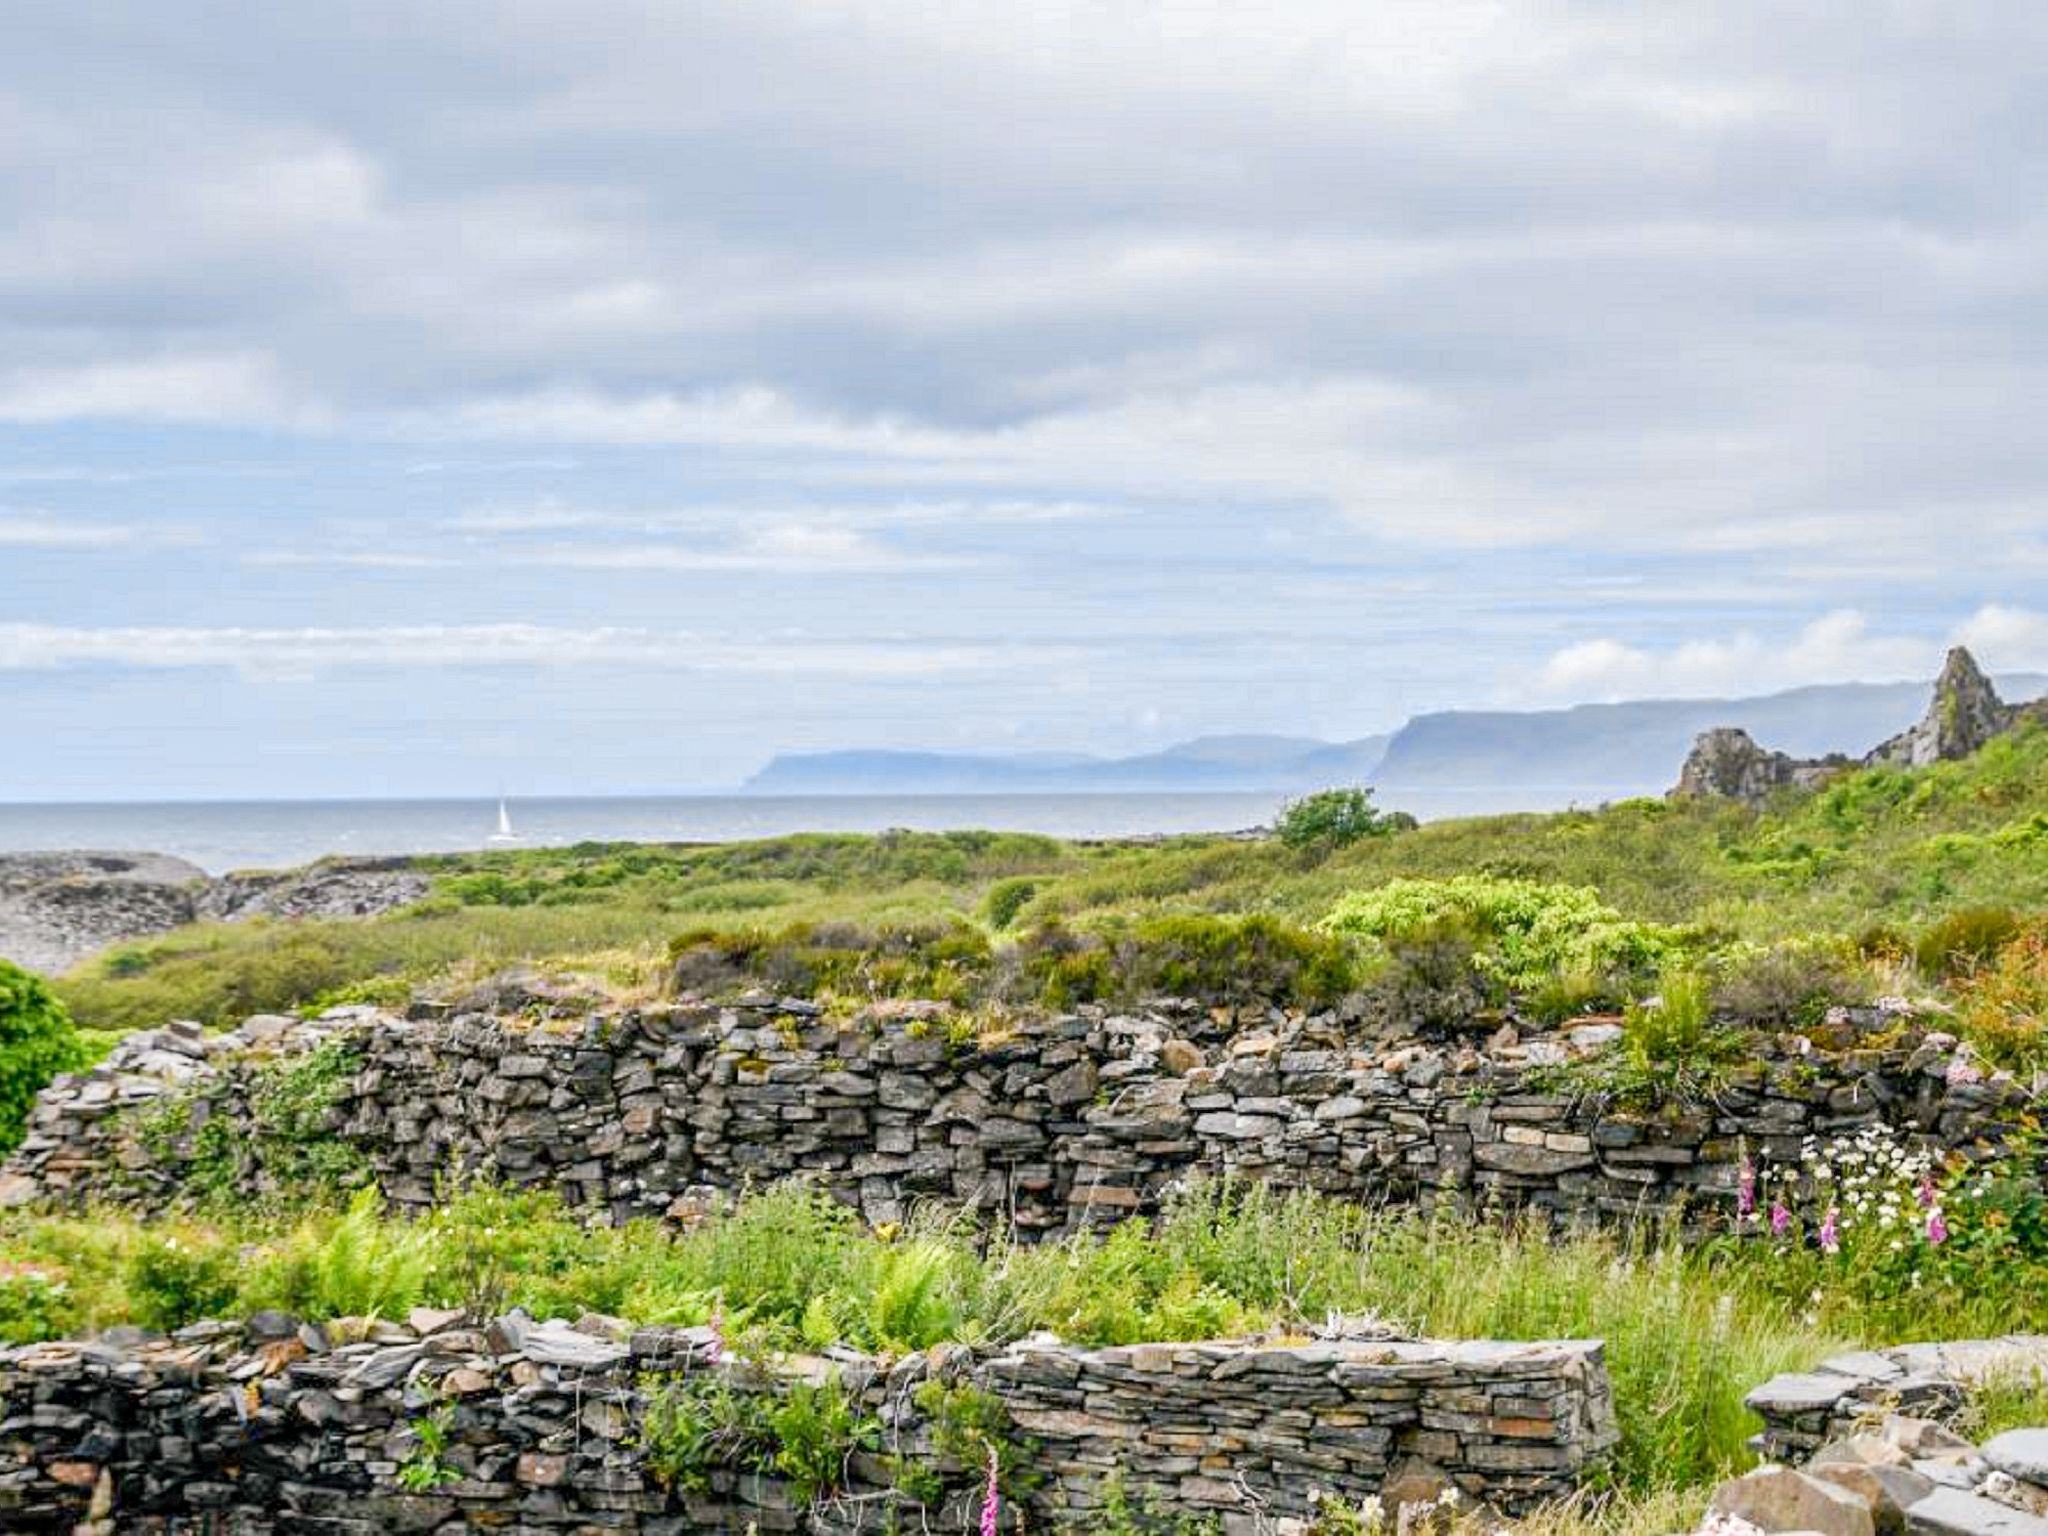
[0, 959, 84, 1154]
[9, 723, 2048, 1529]
[44, 720, 2048, 1068]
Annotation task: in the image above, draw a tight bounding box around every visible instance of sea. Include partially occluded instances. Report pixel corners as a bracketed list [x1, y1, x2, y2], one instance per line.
[0, 792, 1300, 875]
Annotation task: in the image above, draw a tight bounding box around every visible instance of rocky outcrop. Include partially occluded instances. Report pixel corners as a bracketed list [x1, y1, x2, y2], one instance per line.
[0, 1311, 1617, 1532]
[1870, 648, 2026, 770]
[0, 852, 430, 975]
[1673, 728, 1847, 803]
[0, 853, 210, 975]
[4, 994, 2033, 1234]
[1673, 648, 2048, 806]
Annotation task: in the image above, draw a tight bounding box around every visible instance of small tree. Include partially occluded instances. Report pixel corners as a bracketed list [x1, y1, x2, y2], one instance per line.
[1273, 786, 1412, 851]
[0, 959, 87, 1155]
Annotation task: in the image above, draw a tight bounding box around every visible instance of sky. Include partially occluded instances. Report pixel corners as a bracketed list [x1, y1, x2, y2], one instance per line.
[7, 2, 2048, 800]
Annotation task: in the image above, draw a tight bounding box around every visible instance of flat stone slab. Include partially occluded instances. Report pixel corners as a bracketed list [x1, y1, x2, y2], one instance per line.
[1750, 1372, 1859, 1414]
[1907, 1487, 2048, 1536]
[1984, 1431, 2048, 1488]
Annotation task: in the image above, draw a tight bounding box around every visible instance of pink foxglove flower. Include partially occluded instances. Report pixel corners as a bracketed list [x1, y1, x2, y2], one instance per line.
[1819, 1206, 1841, 1255]
[980, 1443, 1001, 1536]
[705, 1298, 725, 1366]
[1737, 1158, 1757, 1221]
[1917, 1173, 1938, 1209]
[1770, 1202, 1791, 1237]
[1927, 1207, 1948, 1246]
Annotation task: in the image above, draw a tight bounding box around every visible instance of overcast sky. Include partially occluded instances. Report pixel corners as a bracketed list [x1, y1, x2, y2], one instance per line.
[6, 2, 2048, 799]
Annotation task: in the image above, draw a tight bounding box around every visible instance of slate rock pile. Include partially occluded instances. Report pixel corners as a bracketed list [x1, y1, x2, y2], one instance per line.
[3, 994, 2034, 1234]
[0, 1312, 1617, 1533]
[1708, 1414, 2048, 1536]
[1748, 1340, 2048, 1464]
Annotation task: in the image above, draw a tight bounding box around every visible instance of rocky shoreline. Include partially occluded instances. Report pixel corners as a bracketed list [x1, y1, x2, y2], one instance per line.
[0, 851, 430, 976]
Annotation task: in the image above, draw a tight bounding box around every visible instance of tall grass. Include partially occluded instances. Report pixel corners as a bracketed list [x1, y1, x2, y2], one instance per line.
[1, 1180, 1854, 1491]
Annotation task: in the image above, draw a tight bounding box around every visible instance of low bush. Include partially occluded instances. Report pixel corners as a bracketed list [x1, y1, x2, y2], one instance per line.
[1710, 938, 1869, 1028]
[980, 876, 1042, 930]
[1953, 928, 2048, 1075]
[123, 1228, 240, 1331]
[667, 911, 1366, 1013]
[1916, 906, 2025, 977]
[1274, 787, 1414, 852]
[1320, 877, 1684, 999]
[0, 959, 86, 1155]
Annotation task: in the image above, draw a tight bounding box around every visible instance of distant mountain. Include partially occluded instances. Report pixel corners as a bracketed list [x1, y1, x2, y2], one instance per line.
[739, 733, 1392, 795]
[738, 674, 2048, 814]
[1370, 673, 2048, 815]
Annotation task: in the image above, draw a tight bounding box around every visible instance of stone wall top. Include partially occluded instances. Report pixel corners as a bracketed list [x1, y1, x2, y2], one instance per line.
[1, 1310, 1616, 1533]
[4, 992, 2034, 1235]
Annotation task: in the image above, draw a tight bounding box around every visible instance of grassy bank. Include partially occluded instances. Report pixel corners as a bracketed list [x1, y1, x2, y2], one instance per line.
[9, 1171, 2048, 1496]
[47, 724, 2048, 1040]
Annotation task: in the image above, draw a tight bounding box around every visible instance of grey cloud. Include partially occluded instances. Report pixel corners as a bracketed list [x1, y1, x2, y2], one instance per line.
[4, 3, 2048, 569]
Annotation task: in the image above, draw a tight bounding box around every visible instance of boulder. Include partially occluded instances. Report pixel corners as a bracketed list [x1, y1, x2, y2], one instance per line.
[1711, 1465, 1878, 1536]
[1811, 1462, 1936, 1535]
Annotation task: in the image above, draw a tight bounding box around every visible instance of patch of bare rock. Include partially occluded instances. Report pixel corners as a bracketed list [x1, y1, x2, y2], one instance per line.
[0, 851, 429, 975]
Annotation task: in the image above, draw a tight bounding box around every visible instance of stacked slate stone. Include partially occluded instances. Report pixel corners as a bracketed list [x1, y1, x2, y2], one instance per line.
[0, 1314, 1617, 1533]
[1747, 1339, 2048, 1464]
[988, 1335, 1617, 1524]
[1709, 1413, 2048, 1536]
[4, 993, 2033, 1235]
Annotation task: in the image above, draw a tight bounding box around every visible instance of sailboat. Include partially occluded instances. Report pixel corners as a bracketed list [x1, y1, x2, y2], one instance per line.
[487, 796, 523, 844]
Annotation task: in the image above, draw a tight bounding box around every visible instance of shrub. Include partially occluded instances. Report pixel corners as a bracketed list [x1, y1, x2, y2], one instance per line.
[124, 1229, 240, 1330]
[981, 877, 1042, 931]
[1711, 939, 1869, 1028]
[1917, 907, 2025, 977]
[1352, 923, 1490, 1034]
[1954, 928, 2048, 1075]
[1111, 913, 1363, 1006]
[667, 921, 994, 1004]
[0, 1261, 77, 1343]
[1321, 877, 1683, 998]
[0, 959, 86, 1155]
[1274, 787, 1412, 852]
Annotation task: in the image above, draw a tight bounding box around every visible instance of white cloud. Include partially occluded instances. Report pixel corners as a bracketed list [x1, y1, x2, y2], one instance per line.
[240, 550, 460, 570]
[0, 353, 301, 426]
[0, 512, 136, 548]
[508, 522, 969, 574]
[0, 622, 1071, 678]
[0, 509, 195, 548]
[1531, 605, 2048, 703]
[1955, 604, 2048, 670]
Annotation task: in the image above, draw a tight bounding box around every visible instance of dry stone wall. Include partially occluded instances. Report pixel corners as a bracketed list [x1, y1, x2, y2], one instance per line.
[3, 993, 2034, 1233]
[0, 1311, 1615, 1533]
[1746, 1337, 2048, 1463]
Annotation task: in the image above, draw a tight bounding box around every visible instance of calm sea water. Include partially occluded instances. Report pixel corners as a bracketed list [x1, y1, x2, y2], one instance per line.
[0, 793, 1298, 874]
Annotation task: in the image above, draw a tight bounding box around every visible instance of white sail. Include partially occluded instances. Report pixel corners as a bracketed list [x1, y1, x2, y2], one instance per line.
[488, 797, 522, 843]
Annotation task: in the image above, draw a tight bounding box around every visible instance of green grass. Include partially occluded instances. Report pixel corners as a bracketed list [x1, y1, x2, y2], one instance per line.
[51, 724, 2048, 1038]
[18, 1174, 2034, 1494]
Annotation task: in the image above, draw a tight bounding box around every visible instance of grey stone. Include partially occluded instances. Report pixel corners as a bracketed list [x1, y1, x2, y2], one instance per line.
[1985, 1432, 2048, 1489]
[1811, 1463, 1936, 1536]
[1710, 1465, 1877, 1536]
[1906, 1487, 2048, 1536]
